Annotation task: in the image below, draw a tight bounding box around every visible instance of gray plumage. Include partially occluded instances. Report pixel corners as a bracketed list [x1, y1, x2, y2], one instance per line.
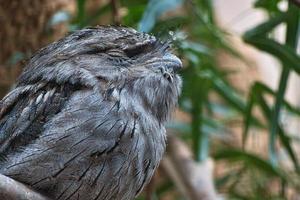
[0, 26, 182, 200]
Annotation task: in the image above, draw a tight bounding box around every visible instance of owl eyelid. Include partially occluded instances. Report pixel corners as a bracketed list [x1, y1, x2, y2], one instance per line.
[124, 46, 144, 58]
[123, 42, 155, 58]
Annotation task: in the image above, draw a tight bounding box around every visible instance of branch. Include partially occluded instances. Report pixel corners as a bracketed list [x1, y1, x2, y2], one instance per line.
[0, 174, 50, 200]
[161, 135, 220, 200]
[110, 0, 121, 24]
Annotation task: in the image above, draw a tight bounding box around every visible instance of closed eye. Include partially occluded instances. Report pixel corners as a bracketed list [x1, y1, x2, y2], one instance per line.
[124, 45, 145, 58]
[124, 42, 156, 58]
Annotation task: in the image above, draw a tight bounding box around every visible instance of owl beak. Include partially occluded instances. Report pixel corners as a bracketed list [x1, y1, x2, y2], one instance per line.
[162, 53, 183, 73]
[163, 71, 174, 83]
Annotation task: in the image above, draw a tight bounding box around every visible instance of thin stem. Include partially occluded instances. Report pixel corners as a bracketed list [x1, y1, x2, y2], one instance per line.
[269, 68, 289, 165]
[111, 0, 120, 24]
[192, 97, 202, 161]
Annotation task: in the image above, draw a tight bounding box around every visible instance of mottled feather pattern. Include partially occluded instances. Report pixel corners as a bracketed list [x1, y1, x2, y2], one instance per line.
[0, 26, 182, 200]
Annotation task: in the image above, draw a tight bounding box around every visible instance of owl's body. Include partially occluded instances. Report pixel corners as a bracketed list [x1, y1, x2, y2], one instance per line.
[0, 26, 182, 200]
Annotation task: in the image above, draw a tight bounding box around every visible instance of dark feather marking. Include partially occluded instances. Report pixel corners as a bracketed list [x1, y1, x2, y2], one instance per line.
[31, 176, 49, 186]
[64, 182, 84, 200]
[5, 158, 34, 169]
[136, 160, 151, 195]
[119, 121, 128, 139]
[104, 119, 121, 136]
[102, 187, 113, 200]
[56, 182, 75, 200]
[70, 135, 91, 148]
[93, 185, 105, 200]
[94, 118, 110, 130]
[105, 88, 115, 98]
[116, 100, 121, 111]
[128, 135, 139, 157]
[84, 46, 107, 55]
[47, 134, 71, 143]
[92, 160, 106, 186]
[106, 142, 118, 154]
[4, 172, 22, 177]
[105, 122, 128, 153]
[37, 144, 59, 155]
[22, 146, 52, 160]
[39, 132, 59, 138]
[130, 119, 136, 138]
[133, 167, 141, 178]
[52, 147, 89, 178]
[114, 161, 125, 176]
[105, 100, 119, 115]
[78, 162, 93, 181]
[132, 135, 140, 154]
[110, 174, 122, 199]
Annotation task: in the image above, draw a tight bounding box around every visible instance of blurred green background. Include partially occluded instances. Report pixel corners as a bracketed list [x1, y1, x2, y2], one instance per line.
[1, 0, 300, 199]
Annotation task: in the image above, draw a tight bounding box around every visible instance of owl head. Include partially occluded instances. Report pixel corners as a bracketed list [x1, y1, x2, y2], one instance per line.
[18, 26, 182, 122]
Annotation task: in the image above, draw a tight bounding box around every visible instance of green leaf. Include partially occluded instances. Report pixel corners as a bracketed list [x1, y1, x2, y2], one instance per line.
[123, 4, 147, 27]
[278, 127, 300, 171]
[254, 82, 300, 116]
[215, 168, 244, 188]
[273, 5, 299, 168]
[244, 37, 300, 74]
[243, 13, 287, 39]
[213, 76, 245, 113]
[243, 81, 300, 148]
[214, 149, 286, 180]
[242, 88, 256, 148]
[243, 12, 300, 75]
[254, 0, 282, 14]
[255, 94, 299, 171]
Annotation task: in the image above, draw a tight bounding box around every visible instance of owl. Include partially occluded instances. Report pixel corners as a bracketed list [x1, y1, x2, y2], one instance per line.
[0, 26, 182, 200]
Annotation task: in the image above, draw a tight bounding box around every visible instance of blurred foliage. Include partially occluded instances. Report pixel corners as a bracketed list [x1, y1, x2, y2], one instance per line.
[12, 0, 300, 199]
